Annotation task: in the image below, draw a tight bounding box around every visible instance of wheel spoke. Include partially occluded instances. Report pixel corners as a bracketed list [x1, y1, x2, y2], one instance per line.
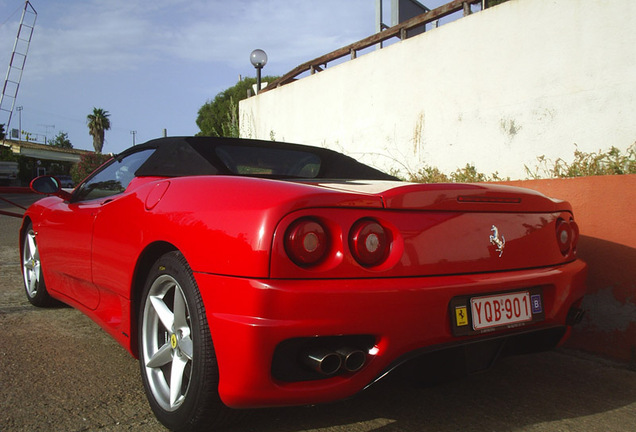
[146, 342, 173, 368]
[28, 275, 37, 293]
[23, 259, 35, 271]
[179, 335, 193, 360]
[169, 354, 188, 408]
[150, 295, 174, 331]
[23, 234, 35, 269]
[173, 288, 188, 332]
[27, 234, 37, 257]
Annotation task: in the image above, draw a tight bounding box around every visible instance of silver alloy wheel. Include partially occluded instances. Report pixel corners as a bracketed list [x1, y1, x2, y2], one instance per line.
[141, 274, 194, 412]
[22, 228, 41, 299]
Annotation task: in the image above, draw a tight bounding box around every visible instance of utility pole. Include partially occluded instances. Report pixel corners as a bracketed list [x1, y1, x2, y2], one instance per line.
[16, 106, 22, 140]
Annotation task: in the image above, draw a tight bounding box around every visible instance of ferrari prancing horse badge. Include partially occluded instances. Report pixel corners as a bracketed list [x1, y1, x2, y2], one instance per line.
[490, 225, 505, 257]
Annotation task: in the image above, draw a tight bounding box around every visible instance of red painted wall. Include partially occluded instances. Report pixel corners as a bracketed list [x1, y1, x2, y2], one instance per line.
[501, 175, 636, 365]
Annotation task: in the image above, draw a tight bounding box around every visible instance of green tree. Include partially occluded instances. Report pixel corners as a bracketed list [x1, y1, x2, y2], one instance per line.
[70, 152, 111, 184]
[87, 107, 111, 153]
[196, 76, 279, 137]
[0, 125, 16, 162]
[486, 0, 510, 6]
[0, 147, 17, 162]
[49, 131, 73, 149]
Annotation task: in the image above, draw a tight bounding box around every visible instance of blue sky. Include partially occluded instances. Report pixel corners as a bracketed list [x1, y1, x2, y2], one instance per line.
[0, 0, 449, 154]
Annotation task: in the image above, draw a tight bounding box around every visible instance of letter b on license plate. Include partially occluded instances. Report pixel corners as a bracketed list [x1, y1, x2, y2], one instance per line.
[471, 291, 532, 330]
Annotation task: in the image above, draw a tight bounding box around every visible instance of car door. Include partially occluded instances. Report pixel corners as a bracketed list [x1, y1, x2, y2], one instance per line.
[36, 197, 102, 309]
[38, 149, 155, 310]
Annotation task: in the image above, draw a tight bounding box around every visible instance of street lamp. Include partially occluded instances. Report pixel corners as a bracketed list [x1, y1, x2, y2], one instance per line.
[250, 49, 268, 93]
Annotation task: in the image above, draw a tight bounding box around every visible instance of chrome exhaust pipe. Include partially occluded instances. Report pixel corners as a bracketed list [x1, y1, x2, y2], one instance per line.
[566, 307, 586, 326]
[337, 347, 366, 372]
[303, 349, 342, 376]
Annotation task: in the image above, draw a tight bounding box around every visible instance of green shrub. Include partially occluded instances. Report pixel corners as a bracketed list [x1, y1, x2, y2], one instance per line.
[525, 143, 636, 179]
[408, 163, 506, 184]
[407, 165, 449, 183]
[407, 143, 635, 183]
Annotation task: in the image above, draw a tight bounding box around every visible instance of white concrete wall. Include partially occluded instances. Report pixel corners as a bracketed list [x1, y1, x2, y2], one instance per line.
[240, 0, 636, 179]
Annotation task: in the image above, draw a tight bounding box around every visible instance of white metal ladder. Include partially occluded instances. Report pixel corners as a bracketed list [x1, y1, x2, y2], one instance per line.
[0, 1, 37, 133]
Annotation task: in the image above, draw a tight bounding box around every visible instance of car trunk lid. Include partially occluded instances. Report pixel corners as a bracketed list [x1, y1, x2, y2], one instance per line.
[309, 180, 571, 213]
[274, 180, 577, 278]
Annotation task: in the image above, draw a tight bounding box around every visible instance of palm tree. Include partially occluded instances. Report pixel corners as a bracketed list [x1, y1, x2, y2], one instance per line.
[87, 108, 111, 153]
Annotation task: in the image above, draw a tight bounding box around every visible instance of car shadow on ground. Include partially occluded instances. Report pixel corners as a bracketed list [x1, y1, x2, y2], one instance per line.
[236, 350, 636, 432]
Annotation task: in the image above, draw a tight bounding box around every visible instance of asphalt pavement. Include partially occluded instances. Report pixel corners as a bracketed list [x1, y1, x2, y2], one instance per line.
[1, 201, 635, 432]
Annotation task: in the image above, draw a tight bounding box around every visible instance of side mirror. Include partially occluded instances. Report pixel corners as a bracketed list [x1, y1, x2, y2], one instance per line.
[30, 176, 72, 201]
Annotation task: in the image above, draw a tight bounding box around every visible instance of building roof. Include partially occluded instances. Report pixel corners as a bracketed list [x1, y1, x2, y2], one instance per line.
[0, 139, 93, 163]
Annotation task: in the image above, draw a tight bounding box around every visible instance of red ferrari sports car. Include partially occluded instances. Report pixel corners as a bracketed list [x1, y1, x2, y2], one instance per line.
[21, 137, 587, 431]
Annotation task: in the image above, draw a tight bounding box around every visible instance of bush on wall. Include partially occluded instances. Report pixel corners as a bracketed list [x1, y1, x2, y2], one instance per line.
[407, 143, 636, 183]
[525, 143, 636, 179]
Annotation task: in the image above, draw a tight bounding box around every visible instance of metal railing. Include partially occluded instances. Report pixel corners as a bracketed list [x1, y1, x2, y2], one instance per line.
[0, 187, 31, 218]
[263, 0, 484, 92]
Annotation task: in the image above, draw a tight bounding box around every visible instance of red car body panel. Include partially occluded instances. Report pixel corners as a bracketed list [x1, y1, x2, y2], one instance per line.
[21, 138, 587, 411]
[196, 260, 586, 407]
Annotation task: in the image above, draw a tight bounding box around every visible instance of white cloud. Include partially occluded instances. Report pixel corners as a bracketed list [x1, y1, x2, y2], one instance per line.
[27, 1, 162, 76]
[164, 0, 373, 67]
[23, 0, 373, 78]
[4, 0, 377, 152]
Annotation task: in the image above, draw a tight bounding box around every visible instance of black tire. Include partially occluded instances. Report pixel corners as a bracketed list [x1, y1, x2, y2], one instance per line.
[138, 251, 236, 431]
[21, 222, 55, 307]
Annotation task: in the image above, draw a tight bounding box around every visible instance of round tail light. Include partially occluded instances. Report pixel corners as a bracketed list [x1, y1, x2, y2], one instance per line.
[349, 219, 390, 267]
[285, 218, 329, 267]
[570, 218, 580, 254]
[556, 218, 573, 255]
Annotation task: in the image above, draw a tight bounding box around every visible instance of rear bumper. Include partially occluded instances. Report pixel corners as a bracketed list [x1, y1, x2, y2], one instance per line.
[194, 259, 587, 408]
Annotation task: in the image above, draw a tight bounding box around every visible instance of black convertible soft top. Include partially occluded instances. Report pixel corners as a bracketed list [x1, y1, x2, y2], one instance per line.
[124, 136, 397, 181]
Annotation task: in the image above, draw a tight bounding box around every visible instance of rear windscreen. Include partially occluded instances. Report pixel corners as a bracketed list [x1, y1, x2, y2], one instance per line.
[215, 145, 321, 178]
